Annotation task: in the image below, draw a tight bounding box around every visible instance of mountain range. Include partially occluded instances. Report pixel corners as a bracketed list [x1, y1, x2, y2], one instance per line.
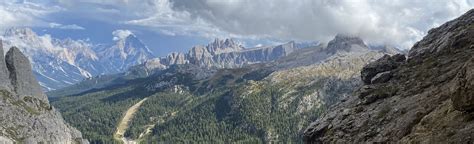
[1, 28, 154, 91]
[1, 28, 316, 91]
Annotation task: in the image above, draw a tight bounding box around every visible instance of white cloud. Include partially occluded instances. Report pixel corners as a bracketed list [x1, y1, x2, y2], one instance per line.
[49, 22, 85, 30]
[112, 29, 134, 41]
[123, 0, 225, 37]
[0, 1, 62, 32]
[0, 0, 61, 31]
[162, 0, 474, 49]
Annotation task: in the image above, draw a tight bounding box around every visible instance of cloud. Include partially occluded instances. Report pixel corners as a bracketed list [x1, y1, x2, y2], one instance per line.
[112, 29, 134, 40]
[164, 0, 474, 49]
[0, 1, 62, 32]
[49, 22, 85, 30]
[123, 0, 225, 37]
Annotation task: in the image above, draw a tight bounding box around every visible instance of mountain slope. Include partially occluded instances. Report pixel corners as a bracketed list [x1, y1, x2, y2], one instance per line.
[303, 9, 474, 143]
[0, 43, 87, 143]
[50, 35, 399, 143]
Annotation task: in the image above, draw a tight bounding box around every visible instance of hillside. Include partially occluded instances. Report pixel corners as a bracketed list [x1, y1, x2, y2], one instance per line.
[303, 9, 474, 143]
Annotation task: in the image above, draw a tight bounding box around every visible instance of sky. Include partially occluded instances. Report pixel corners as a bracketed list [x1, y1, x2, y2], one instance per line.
[0, 0, 472, 56]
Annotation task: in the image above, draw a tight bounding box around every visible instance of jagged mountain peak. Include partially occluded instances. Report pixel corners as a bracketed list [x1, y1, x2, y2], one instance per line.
[207, 38, 244, 54]
[4, 27, 37, 37]
[113, 34, 153, 56]
[3, 27, 43, 49]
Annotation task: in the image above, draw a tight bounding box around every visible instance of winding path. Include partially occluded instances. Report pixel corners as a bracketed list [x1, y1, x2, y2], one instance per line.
[114, 98, 148, 144]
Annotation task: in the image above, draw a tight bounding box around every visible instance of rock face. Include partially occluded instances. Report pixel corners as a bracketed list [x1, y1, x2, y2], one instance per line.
[5, 47, 47, 102]
[303, 9, 474, 143]
[0, 42, 88, 143]
[451, 57, 474, 112]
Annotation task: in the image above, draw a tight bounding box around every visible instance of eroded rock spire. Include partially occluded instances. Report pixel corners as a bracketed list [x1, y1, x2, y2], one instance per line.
[5, 47, 47, 101]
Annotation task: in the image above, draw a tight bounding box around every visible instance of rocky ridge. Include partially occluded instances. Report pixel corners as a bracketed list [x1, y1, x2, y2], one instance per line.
[0, 41, 88, 143]
[303, 9, 474, 143]
[128, 38, 297, 77]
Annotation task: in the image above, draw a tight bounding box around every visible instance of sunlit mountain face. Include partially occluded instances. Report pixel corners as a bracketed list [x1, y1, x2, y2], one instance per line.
[0, 0, 473, 143]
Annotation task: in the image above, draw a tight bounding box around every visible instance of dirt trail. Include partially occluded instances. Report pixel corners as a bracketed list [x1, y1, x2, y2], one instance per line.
[113, 98, 148, 143]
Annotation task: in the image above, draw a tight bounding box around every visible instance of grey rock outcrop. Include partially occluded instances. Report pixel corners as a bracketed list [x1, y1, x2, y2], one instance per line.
[0, 45, 88, 143]
[5, 47, 47, 102]
[451, 57, 474, 112]
[304, 9, 474, 143]
[0, 40, 11, 90]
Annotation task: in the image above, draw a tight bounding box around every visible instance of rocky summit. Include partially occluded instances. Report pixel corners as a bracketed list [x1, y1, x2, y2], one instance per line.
[303, 9, 474, 143]
[0, 41, 88, 143]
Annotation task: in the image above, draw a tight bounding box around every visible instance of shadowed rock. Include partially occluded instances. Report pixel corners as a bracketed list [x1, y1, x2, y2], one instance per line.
[0, 40, 11, 90]
[5, 47, 47, 101]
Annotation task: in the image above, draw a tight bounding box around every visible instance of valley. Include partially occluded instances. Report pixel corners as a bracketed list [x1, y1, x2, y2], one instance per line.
[50, 35, 399, 143]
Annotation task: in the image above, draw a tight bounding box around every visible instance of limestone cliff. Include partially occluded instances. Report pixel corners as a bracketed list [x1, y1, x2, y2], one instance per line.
[127, 39, 298, 77]
[0, 42, 88, 143]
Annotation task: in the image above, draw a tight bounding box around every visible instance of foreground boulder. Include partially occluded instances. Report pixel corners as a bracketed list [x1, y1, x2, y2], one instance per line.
[304, 9, 474, 143]
[360, 54, 405, 85]
[0, 42, 88, 143]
